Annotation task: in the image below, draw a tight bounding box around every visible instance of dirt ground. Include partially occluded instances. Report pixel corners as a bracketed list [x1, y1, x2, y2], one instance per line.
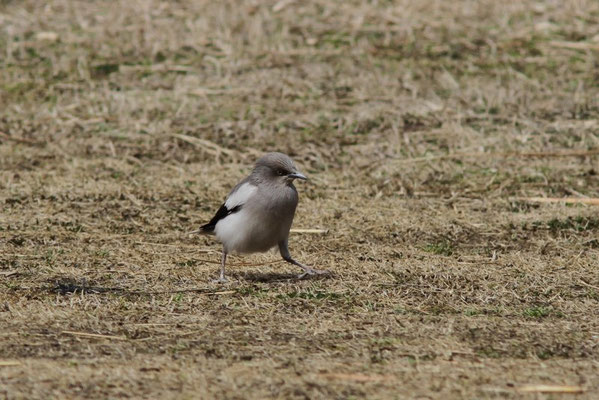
[1, 0, 599, 398]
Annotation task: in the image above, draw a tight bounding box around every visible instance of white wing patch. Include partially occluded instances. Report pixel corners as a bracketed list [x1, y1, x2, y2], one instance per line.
[225, 182, 257, 210]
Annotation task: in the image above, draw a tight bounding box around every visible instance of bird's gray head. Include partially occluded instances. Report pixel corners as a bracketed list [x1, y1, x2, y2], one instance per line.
[253, 152, 307, 185]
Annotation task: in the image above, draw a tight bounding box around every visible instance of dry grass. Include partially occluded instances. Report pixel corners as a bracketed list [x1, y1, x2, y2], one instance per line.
[1, 0, 599, 398]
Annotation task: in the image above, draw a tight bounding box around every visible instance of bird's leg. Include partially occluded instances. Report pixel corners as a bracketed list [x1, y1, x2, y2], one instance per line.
[279, 240, 328, 279]
[285, 256, 327, 279]
[212, 250, 228, 283]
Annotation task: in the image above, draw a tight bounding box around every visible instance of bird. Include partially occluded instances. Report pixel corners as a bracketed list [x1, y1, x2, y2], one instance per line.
[197, 152, 327, 282]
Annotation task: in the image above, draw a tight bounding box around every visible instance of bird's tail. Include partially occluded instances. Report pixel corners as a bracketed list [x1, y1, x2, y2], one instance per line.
[187, 224, 214, 235]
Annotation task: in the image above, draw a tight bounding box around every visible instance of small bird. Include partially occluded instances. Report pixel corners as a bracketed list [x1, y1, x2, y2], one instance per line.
[198, 152, 326, 282]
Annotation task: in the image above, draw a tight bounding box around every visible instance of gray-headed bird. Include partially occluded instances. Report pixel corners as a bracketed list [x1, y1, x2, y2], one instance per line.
[198, 152, 326, 282]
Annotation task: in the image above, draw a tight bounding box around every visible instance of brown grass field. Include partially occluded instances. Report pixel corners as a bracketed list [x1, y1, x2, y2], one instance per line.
[1, 0, 599, 398]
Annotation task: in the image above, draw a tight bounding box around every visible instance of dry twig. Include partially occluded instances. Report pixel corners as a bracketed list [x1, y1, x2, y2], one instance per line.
[171, 134, 237, 158]
[0, 361, 21, 367]
[320, 373, 392, 383]
[516, 197, 599, 205]
[0, 131, 44, 146]
[397, 149, 599, 164]
[549, 41, 599, 51]
[290, 228, 329, 234]
[517, 384, 584, 394]
[61, 331, 127, 340]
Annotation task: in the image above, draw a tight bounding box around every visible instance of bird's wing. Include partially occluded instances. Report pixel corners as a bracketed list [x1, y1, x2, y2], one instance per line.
[200, 182, 257, 233]
[224, 181, 258, 210]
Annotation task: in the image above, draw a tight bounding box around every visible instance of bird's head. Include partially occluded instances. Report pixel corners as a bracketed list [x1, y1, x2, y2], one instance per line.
[254, 152, 307, 185]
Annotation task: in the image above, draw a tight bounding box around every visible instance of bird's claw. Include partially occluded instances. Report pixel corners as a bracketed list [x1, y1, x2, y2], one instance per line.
[212, 276, 229, 284]
[297, 269, 329, 279]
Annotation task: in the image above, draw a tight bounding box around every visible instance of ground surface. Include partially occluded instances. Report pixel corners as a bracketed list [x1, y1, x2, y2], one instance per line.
[1, 0, 599, 399]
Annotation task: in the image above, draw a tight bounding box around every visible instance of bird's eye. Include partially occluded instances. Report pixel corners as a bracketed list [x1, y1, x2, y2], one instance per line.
[276, 169, 286, 176]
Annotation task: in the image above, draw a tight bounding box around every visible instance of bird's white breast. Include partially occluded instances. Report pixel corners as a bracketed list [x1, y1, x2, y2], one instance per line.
[215, 207, 259, 253]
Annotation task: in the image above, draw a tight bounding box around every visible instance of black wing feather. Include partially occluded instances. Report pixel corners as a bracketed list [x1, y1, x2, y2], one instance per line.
[200, 203, 242, 233]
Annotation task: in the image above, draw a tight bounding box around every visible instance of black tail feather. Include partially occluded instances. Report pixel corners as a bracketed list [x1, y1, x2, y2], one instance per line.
[199, 222, 215, 234]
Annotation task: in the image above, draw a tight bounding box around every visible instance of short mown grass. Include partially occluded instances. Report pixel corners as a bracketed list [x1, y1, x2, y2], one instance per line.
[1, 0, 599, 399]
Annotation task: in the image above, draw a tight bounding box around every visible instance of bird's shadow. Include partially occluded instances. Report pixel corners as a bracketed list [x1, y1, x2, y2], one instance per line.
[233, 271, 333, 283]
[46, 272, 333, 296]
[234, 271, 299, 283]
[48, 278, 128, 295]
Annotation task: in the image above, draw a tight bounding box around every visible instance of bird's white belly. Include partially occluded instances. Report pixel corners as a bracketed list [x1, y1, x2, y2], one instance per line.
[214, 208, 282, 254]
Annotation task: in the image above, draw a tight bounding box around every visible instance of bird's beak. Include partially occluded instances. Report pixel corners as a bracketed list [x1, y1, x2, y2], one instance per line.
[288, 171, 307, 181]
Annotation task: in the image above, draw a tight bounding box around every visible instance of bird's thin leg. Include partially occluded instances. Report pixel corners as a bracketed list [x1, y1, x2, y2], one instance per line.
[213, 250, 228, 283]
[285, 256, 325, 279]
[279, 240, 328, 279]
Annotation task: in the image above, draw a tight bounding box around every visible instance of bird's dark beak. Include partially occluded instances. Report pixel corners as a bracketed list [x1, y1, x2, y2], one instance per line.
[288, 171, 307, 181]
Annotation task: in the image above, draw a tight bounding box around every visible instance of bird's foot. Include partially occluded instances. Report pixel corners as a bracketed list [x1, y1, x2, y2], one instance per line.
[212, 276, 229, 284]
[297, 268, 329, 279]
